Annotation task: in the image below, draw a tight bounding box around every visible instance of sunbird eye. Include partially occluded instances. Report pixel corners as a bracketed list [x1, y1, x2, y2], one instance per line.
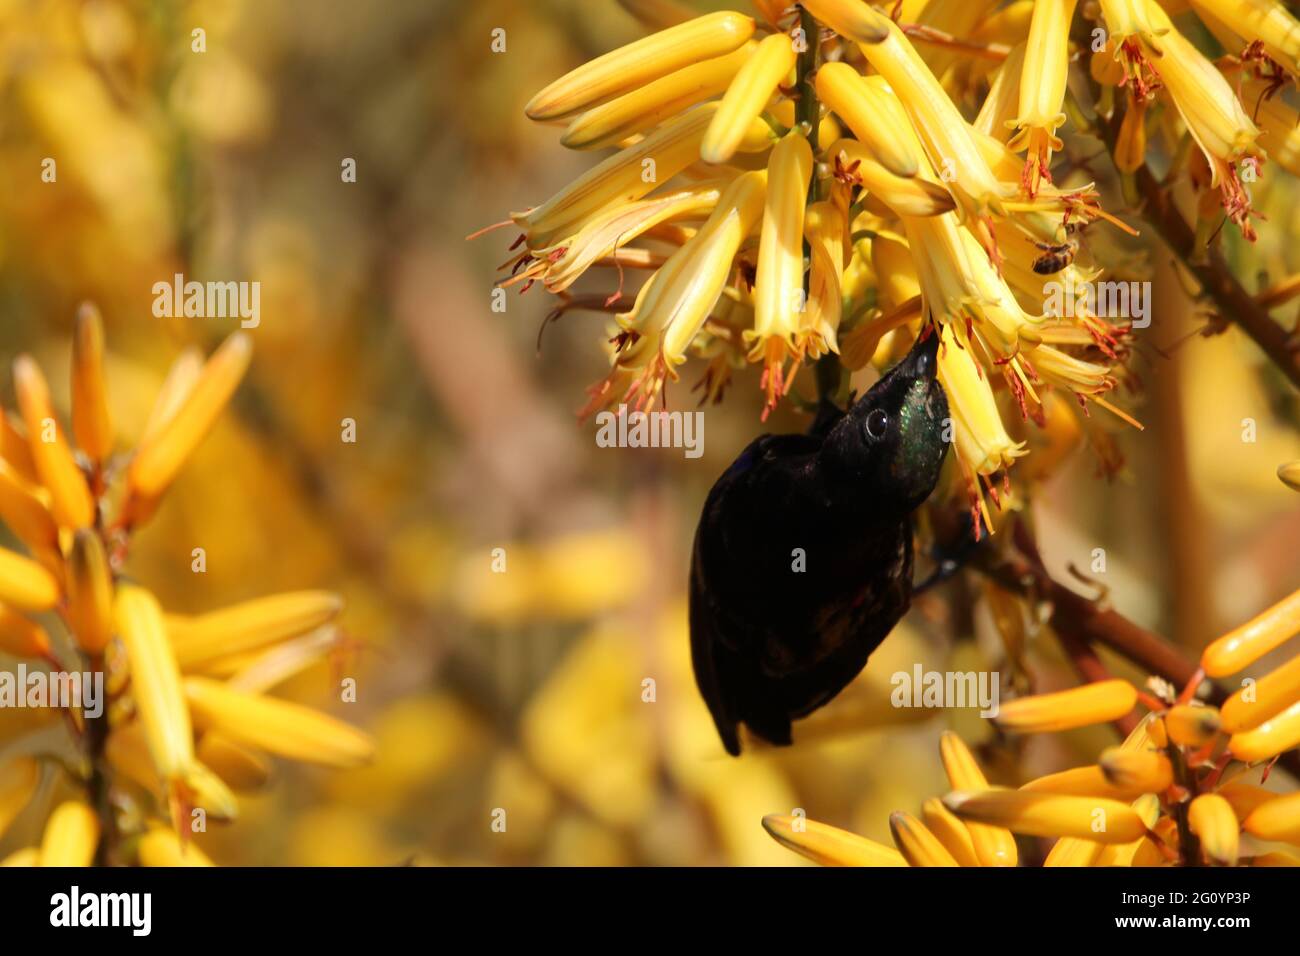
[865, 408, 889, 440]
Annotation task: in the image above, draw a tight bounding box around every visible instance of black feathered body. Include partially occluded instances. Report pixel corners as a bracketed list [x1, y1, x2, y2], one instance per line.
[689, 331, 948, 755]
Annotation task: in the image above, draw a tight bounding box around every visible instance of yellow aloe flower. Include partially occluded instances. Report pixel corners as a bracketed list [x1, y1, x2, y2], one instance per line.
[938, 731, 1019, 865]
[137, 825, 215, 867]
[125, 330, 253, 514]
[748, 130, 814, 416]
[1188, 794, 1240, 865]
[1043, 835, 1105, 866]
[116, 585, 195, 802]
[139, 347, 204, 446]
[828, 139, 956, 217]
[943, 789, 1147, 843]
[1243, 791, 1300, 844]
[1229, 699, 1300, 762]
[1008, 0, 1079, 196]
[1189, 0, 1300, 73]
[919, 796, 982, 866]
[853, 12, 1012, 228]
[197, 734, 272, 792]
[760, 813, 908, 866]
[803, 199, 846, 355]
[1098, 747, 1174, 792]
[1220, 653, 1300, 732]
[596, 169, 766, 410]
[889, 811, 960, 866]
[1163, 703, 1222, 745]
[70, 303, 114, 465]
[524, 10, 756, 121]
[800, 0, 891, 44]
[0, 545, 60, 612]
[166, 590, 343, 670]
[701, 32, 796, 164]
[184, 676, 376, 768]
[1201, 586, 1300, 676]
[515, 104, 719, 247]
[562, 42, 754, 150]
[815, 62, 919, 178]
[1021, 764, 1147, 800]
[12, 355, 94, 530]
[995, 679, 1138, 733]
[65, 529, 114, 655]
[1094, 793, 1163, 866]
[0, 605, 51, 659]
[1141, 0, 1262, 236]
[1217, 781, 1280, 820]
[974, 42, 1026, 141]
[0, 460, 59, 558]
[38, 800, 100, 867]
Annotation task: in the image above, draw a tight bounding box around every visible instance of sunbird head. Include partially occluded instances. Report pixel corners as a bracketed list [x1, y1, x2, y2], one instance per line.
[822, 327, 949, 512]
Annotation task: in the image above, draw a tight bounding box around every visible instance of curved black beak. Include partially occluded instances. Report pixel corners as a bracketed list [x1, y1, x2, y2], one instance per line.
[900, 325, 940, 382]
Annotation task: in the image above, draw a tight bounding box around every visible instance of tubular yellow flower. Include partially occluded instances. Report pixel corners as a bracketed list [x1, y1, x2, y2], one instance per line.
[1164, 703, 1222, 744]
[1251, 85, 1300, 178]
[1243, 791, 1300, 844]
[139, 347, 204, 446]
[995, 679, 1138, 733]
[1098, 0, 1165, 40]
[138, 825, 214, 867]
[701, 33, 795, 165]
[106, 722, 238, 820]
[38, 800, 99, 867]
[12, 355, 94, 530]
[943, 789, 1147, 843]
[749, 130, 813, 412]
[184, 676, 375, 768]
[71, 302, 114, 463]
[800, 0, 891, 43]
[524, 11, 756, 121]
[0, 757, 40, 841]
[1115, 96, 1149, 173]
[920, 796, 981, 866]
[1188, 793, 1239, 865]
[0, 545, 60, 612]
[760, 813, 908, 866]
[1228, 699, 1300, 762]
[938, 731, 1018, 865]
[1021, 764, 1145, 800]
[1094, 793, 1162, 866]
[0, 412, 39, 484]
[854, 14, 1011, 222]
[936, 325, 1028, 479]
[0, 604, 51, 659]
[804, 200, 846, 355]
[1221, 654, 1300, 732]
[1218, 782, 1280, 821]
[1189, 0, 1300, 74]
[1098, 747, 1174, 792]
[127, 331, 252, 505]
[1043, 835, 1105, 867]
[166, 590, 344, 670]
[516, 104, 718, 244]
[815, 62, 919, 178]
[828, 140, 956, 217]
[0, 458, 59, 553]
[562, 43, 753, 150]
[66, 529, 114, 655]
[1201, 587, 1300, 677]
[115, 585, 194, 784]
[889, 811, 960, 866]
[1008, 0, 1079, 195]
[974, 42, 1025, 140]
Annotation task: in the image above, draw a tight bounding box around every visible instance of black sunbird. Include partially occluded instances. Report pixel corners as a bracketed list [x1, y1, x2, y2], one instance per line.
[689, 328, 950, 755]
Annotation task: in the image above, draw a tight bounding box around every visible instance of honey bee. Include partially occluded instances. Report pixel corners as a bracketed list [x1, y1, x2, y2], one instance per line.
[1032, 222, 1084, 275]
